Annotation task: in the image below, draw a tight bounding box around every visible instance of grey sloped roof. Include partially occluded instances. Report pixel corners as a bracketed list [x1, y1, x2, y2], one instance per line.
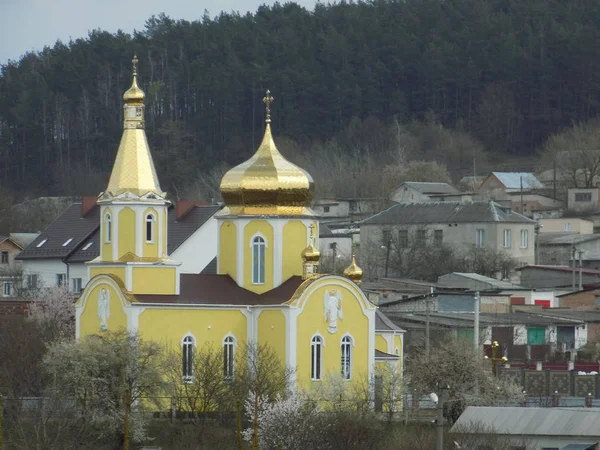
[538, 233, 600, 245]
[491, 172, 544, 189]
[438, 273, 524, 290]
[376, 310, 405, 332]
[362, 201, 534, 225]
[402, 182, 458, 195]
[451, 406, 600, 437]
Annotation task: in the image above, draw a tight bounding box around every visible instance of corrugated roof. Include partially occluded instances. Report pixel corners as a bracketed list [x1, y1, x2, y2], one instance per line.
[438, 273, 524, 290]
[539, 233, 600, 245]
[490, 172, 544, 189]
[16, 203, 99, 260]
[376, 310, 405, 332]
[518, 265, 600, 275]
[451, 406, 600, 437]
[402, 182, 459, 195]
[362, 201, 534, 225]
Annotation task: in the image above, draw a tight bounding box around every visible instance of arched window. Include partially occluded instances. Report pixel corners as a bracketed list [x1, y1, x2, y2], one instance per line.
[252, 236, 266, 284]
[223, 336, 235, 379]
[145, 213, 155, 243]
[105, 213, 112, 243]
[182, 335, 194, 382]
[341, 336, 352, 380]
[311, 336, 323, 380]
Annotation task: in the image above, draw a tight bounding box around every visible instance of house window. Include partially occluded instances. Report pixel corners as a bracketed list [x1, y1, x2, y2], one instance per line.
[36, 239, 47, 248]
[503, 229, 511, 248]
[457, 329, 474, 342]
[72, 278, 82, 293]
[527, 327, 546, 345]
[182, 335, 194, 382]
[145, 213, 155, 242]
[341, 336, 352, 380]
[3, 282, 13, 297]
[223, 336, 235, 379]
[520, 230, 528, 248]
[252, 236, 266, 284]
[398, 230, 408, 248]
[57, 273, 67, 287]
[475, 229, 485, 248]
[564, 222, 571, 232]
[416, 230, 427, 247]
[575, 192, 592, 202]
[82, 241, 93, 251]
[323, 206, 330, 213]
[26, 274, 38, 290]
[434, 230, 443, 246]
[311, 335, 323, 380]
[105, 213, 112, 243]
[1, 251, 8, 264]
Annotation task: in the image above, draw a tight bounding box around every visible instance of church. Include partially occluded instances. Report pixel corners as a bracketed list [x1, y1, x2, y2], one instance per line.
[75, 57, 403, 390]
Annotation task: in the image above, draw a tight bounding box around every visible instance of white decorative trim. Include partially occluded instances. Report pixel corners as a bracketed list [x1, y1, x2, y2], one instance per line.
[340, 331, 356, 347]
[223, 331, 237, 345]
[135, 206, 143, 256]
[75, 305, 83, 340]
[125, 265, 133, 291]
[126, 306, 145, 334]
[310, 331, 326, 347]
[112, 209, 119, 261]
[175, 265, 181, 295]
[145, 212, 157, 244]
[182, 331, 196, 344]
[248, 231, 269, 248]
[240, 307, 253, 343]
[236, 219, 247, 286]
[216, 219, 222, 274]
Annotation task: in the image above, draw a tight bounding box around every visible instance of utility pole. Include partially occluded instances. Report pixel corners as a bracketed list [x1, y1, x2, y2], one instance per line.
[520, 175, 524, 214]
[384, 239, 391, 278]
[579, 249, 584, 290]
[331, 242, 337, 273]
[426, 287, 433, 357]
[572, 246, 577, 291]
[474, 291, 480, 354]
[436, 392, 444, 450]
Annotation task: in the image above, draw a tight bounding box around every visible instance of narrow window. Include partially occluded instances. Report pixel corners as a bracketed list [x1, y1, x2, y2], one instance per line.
[72, 278, 82, 293]
[416, 229, 427, 247]
[311, 336, 323, 380]
[1, 251, 8, 264]
[145, 214, 155, 243]
[223, 336, 235, 379]
[105, 214, 112, 243]
[564, 222, 571, 232]
[434, 230, 443, 246]
[398, 230, 408, 248]
[3, 282, 12, 297]
[503, 229, 511, 248]
[27, 274, 38, 290]
[56, 273, 66, 287]
[341, 336, 352, 380]
[520, 230, 529, 248]
[182, 336, 194, 382]
[252, 236, 265, 284]
[476, 229, 485, 248]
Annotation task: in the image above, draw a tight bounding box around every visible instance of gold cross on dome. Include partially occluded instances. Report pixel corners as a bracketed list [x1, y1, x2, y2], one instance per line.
[309, 223, 315, 239]
[263, 90, 274, 122]
[132, 55, 139, 76]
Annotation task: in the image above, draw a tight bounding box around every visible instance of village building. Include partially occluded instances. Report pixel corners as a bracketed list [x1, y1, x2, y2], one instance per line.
[75, 60, 402, 391]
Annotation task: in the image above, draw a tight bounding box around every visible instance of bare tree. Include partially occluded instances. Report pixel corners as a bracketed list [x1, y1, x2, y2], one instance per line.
[28, 286, 75, 342]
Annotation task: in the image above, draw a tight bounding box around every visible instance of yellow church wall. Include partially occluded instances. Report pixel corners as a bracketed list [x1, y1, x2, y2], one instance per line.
[102, 208, 112, 261]
[243, 220, 273, 294]
[219, 221, 236, 279]
[118, 208, 136, 259]
[282, 221, 306, 281]
[257, 310, 286, 364]
[296, 282, 369, 388]
[142, 207, 159, 259]
[138, 308, 247, 353]
[79, 282, 128, 337]
[376, 334, 388, 353]
[132, 266, 176, 294]
[90, 266, 126, 284]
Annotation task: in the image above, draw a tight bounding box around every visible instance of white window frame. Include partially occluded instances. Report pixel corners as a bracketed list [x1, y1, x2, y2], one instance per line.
[520, 230, 529, 249]
[564, 222, 571, 232]
[182, 334, 195, 383]
[26, 274, 38, 290]
[341, 334, 354, 380]
[503, 229, 511, 248]
[223, 335, 236, 380]
[82, 241, 93, 251]
[145, 213, 156, 243]
[105, 213, 112, 243]
[250, 234, 267, 285]
[3, 281, 13, 297]
[475, 229, 485, 248]
[72, 278, 83, 293]
[311, 334, 324, 381]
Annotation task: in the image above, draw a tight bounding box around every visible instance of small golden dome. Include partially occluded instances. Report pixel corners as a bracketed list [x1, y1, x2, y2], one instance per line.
[220, 90, 314, 216]
[302, 225, 320, 262]
[343, 253, 363, 284]
[123, 55, 145, 105]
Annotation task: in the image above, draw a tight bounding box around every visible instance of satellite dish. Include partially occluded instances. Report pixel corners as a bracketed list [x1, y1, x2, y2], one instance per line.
[429, 392, 439, 404]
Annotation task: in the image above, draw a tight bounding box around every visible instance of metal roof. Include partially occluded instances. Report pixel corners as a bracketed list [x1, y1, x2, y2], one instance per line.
[451, 406, 600, 437]
[490, 172, 544, 189]
[438, 273, 524, 290]
[400, 182, 459, 195]
[375, 310, 405, 332]
[362, 201, 534, 225]
[538, 233, 600, 245]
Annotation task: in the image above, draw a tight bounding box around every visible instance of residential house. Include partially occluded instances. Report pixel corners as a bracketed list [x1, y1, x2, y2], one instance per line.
[389, 181, 459, 203]
[539, 218, 594, 234]
[362, 278, 438, 305]
[459, 175, 486, 191]
[479, 172, 545, 196]
[505, 192, 563, 217]
[568, 187, 599, 212]
[451, 406, 600, 450]
[16, 198, 221, 293]
[538, 233, 600, 267]
[360, 201, 536, 278]
[0, 235, 24, 297]
[558, 288, 600, 311]
[518, 265, 600, 289]
[313, 197, 384, 224]
[318, 223, 354, 272]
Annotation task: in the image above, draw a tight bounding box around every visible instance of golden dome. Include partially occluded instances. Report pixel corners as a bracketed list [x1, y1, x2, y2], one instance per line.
[220, 90, 315, 216]
[301, 225, 320, 263]
[343, 253, 363, 285]
[123, 55, 145, 105]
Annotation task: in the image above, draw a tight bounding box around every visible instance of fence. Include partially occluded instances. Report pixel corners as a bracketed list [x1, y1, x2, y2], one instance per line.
[499, 367, 600, 399]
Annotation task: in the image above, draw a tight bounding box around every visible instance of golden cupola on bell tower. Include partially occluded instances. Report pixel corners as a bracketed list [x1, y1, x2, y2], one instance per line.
[217, 91, 318, 294]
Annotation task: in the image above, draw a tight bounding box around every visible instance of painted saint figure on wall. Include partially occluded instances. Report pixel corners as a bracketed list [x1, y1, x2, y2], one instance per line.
[98, 288, 110, 331]
[324, 289, 343, 333]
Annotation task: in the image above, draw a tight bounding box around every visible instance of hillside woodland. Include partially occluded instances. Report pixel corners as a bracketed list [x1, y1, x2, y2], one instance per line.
[1, 0, 600, 206]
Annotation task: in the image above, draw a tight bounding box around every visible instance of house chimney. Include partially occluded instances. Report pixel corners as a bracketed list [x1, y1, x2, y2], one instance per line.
[81, 196, 98, 217]
[175, 200, 206, 221]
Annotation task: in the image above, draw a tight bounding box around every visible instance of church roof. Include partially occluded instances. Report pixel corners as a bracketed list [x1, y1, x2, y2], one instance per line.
[376, 310, 405, 332]
[134, 274, 304, 306]
[375, 349, 400, 359]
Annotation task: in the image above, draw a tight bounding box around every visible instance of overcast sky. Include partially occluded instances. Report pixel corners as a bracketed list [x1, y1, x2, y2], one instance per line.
[0, 0, 319, 64]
